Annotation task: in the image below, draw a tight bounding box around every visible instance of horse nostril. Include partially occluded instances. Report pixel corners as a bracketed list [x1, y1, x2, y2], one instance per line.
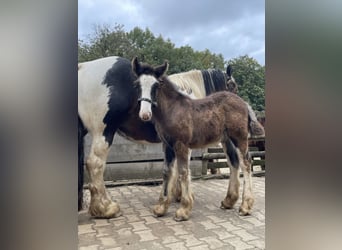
[141, 112, 151, 121]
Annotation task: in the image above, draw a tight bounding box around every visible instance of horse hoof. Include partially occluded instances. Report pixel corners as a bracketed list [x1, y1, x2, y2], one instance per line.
[174, 214, 189, 222]
[174, 208, 190, 221]
[220, 200, 233, 209]
[89, 202, 121, 218]
[174, 216, 187, 222]
[153, 204, 167, 217]
[238, 207, 251, 216]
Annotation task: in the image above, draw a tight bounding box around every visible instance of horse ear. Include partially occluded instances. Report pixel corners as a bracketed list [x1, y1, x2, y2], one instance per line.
[132, 56, 141, 76]
[154, 60, 169, 78]
[226, 64, 233, 77]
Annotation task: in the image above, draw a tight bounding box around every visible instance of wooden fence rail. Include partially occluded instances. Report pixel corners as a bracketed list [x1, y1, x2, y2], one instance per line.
[201, 137, 265, 176]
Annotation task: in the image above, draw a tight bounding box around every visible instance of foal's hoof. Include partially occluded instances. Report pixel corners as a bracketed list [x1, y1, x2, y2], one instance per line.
[239, 198, 254, 216]
[220, 200, 234, 209]
[238, 198, 254, 216]
[238, 206, 251, 216]
[174, 208, 190, 222]
[153, 204, 167, 217]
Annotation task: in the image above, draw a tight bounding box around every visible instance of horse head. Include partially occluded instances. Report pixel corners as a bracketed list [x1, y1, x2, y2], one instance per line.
[226, 64, 238, 94]
[132, 57, 169, 121]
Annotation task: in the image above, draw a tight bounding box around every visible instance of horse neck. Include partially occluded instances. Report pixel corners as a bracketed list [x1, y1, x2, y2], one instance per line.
[156, 78, 186, 109]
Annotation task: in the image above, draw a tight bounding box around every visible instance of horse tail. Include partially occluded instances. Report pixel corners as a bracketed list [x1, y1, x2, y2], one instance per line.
[247, 103, 265, 138]
[78, 115, 87, 211]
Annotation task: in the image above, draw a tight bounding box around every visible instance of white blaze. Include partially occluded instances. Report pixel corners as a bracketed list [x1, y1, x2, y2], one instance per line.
[138, 74, 157, 121]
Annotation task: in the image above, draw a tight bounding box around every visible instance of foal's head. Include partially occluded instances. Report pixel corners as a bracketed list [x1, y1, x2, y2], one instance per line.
[132, 57, 169, 121]
[226, 65, 238, 94]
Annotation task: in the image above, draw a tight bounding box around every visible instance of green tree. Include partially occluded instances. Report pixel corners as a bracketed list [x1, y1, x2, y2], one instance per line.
[78, 24, 226, 73]
[78, 24, 264, 112]
[227, 55, 265, 111]
[78, 24, 134, 62]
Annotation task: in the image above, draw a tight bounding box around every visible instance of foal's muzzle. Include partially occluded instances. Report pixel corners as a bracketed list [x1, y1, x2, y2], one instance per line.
[138, 97, 155, 121]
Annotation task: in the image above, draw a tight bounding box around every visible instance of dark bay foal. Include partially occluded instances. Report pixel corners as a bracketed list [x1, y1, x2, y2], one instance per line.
[132, 57, 265, 221]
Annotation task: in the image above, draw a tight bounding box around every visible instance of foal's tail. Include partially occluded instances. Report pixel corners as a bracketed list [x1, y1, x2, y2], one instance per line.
[78, 115, 87, 211]
[247, 103, 265, 138]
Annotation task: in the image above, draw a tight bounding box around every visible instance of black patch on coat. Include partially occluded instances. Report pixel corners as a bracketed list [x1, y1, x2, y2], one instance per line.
[101, 57, 138, 145]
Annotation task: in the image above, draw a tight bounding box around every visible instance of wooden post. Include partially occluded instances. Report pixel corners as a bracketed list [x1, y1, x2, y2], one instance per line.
[202, 159, 208, 176]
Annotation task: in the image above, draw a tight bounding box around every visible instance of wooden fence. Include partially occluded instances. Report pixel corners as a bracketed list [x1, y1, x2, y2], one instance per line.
[202, 137, 265, 177]
[83, 135, 265, 184]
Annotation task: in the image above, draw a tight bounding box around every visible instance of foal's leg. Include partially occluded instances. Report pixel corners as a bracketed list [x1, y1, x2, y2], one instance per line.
[153, 143, 176, 217]
[221, 139, 240, 209]
[87, 134, 121, 218]
[175, 149, 191, 202]
[174, 143, 194, 221]
[237, 140, 254, 216]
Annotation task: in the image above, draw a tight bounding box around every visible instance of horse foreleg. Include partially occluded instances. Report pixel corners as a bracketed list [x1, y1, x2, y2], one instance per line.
[174, 144, 194, 221]
[153, 144, 176, 217]
[87, 135, 121, 218]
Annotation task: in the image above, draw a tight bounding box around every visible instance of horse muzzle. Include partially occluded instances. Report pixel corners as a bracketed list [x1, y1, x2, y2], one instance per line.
[139, 111, 152, 121]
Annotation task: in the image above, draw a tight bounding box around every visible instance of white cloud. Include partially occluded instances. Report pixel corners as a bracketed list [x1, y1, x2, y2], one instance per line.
[78, 0, 265, 65]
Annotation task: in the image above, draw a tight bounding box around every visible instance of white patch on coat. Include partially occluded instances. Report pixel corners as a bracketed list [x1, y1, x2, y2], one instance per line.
[78, 56, 119, 133]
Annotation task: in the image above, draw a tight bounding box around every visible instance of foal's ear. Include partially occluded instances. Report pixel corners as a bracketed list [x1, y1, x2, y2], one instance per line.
[226, 64, 233, 77]
[154, 60, 169, 78]
[132, 56, 142, 76]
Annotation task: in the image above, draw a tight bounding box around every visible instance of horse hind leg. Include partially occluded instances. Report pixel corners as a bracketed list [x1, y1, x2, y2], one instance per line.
[220, 138, 240, 209]
[87, 134, 121, 218]
[238, 143, 254, 216]
[174, 143, 194, 221]
[78, 116, 87, 211]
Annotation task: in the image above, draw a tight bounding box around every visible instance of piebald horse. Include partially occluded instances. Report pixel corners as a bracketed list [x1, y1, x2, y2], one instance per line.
[132, 57, 264, 221]
[78, 56, 249, 218]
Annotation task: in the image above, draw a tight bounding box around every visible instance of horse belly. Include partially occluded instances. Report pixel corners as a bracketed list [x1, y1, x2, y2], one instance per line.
[118, 117, 161, 144]
[189, 132, 222, 149]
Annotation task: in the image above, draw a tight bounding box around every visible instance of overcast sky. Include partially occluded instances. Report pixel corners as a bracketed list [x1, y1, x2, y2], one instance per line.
[78, 0, 265, 65]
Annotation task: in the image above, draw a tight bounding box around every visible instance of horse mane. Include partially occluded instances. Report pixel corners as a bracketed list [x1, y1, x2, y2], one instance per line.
[169, 70, 205, 98]
[159, 76, 193, 100]
[201, 69, 228, 95]
[168, 69, 229, 98]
